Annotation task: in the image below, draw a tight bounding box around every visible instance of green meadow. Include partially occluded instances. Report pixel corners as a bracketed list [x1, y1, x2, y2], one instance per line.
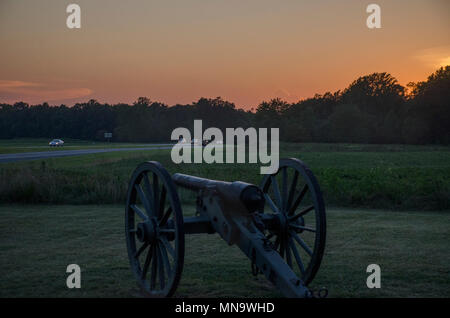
[1, 141, 449, 210]
[0, 140, 449, 297]
[0, 205, 448, 298]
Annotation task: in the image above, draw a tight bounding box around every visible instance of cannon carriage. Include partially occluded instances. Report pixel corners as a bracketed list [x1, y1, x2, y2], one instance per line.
[125, 158, 326, 298]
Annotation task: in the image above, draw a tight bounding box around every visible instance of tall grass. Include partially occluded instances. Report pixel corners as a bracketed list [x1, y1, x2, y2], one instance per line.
[0, 144, 449, 210]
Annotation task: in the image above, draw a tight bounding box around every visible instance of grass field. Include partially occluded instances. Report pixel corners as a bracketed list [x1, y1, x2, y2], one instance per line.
[0, 204, 448, 298]
[0, 139, 449, 297]
[1, 140, 449, 210]
[0, 139, 450, 297]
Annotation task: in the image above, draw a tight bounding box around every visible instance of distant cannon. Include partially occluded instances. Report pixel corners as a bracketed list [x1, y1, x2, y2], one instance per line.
[125, 158, 326, 297]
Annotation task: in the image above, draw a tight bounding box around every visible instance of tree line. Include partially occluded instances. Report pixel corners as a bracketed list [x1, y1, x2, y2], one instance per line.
[1, 66, 448, 144]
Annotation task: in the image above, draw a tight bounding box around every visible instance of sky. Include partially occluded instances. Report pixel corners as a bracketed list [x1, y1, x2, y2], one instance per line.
[0, 0, 449, 109]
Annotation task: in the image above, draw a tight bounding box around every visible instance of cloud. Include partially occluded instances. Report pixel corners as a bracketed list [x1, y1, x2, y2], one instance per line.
[414, 45, 450, 68]
[0, 80, 93, 104]
[0, 80, 41, 89]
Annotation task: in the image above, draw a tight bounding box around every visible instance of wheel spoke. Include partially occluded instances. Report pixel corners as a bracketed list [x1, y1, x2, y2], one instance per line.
[289, 238, 306, 274]
[273, 236, 280, 251]
[142, 174, 156, 215]
[134, 242, 149, 259]
[159, 241, 172, 278]
[291, 231, 313, 256]
[157, 245, 165, 290]
[289, 224, 316, 233]
[288, 184, 308, 216]
[271, 175, 282, 209]
[289, 205, 315, 222]
[135, 184, 154, 217]
[287, 171, 299, 211]
[263, 175, 272, 192]
[150, 246, 157, 290]
[153, 173, 160, 216]
[279, 237, 285, 258]
[159, 207, 173, 226]
[159, 186, 167, 219]
[130, 204, 147, 221]
[281, 167, 288, 213]
[263, 193, 280, 214]
[141, 244, 154, 280]
[159, 237, 175, 258]
[285, 239, 293, 268]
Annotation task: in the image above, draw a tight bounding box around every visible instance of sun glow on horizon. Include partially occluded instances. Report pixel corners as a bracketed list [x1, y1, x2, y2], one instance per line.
[439, 58, 450, 68]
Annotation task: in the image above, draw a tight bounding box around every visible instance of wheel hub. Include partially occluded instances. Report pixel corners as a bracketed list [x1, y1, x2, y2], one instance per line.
[136, 219, 158, 243]
[291, 215, 305, 233]
[270, 212, 306, 235]
[273, 212, 289, 233]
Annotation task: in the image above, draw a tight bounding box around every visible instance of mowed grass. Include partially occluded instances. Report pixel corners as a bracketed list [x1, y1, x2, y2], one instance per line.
[0, 204, 448, 298]
[1, 142, 449, 210]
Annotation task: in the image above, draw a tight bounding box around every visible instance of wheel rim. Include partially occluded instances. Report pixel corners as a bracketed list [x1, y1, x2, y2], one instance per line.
[260, 158, 326, 286]
[125, 161, 184, 297]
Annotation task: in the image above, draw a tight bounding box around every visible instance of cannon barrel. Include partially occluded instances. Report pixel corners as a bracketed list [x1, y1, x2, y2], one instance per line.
[172, 173, 229, 191]
[172, 173, 265, 214]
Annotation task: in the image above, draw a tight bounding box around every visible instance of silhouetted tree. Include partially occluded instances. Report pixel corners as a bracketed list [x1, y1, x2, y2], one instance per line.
[406, 66, 450, 143]
[0, 67, 448, 145]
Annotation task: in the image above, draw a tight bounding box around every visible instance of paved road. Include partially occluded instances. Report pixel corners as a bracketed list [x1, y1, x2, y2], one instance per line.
[0, 145, 177, 163]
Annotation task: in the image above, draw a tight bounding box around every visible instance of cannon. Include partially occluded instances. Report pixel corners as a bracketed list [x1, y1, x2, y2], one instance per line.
[125, 158, 326, 297]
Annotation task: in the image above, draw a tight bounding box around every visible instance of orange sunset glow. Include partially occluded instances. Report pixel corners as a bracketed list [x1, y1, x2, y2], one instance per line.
[0, 0, 449, 109]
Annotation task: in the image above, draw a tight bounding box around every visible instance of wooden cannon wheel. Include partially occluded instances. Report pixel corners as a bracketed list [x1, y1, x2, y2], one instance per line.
[260, 158, 326, 286]
[125, 161, 185, 297]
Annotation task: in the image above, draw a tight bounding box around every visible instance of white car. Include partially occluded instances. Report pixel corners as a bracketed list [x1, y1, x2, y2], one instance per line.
[49, 139, 64, 147]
